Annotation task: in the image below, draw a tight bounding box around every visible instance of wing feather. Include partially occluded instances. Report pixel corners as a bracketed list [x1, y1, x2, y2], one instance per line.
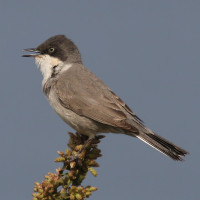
[56, 64, 140, 132]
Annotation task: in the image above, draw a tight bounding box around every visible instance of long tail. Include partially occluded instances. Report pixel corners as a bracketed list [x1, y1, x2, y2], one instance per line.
[135, 130, 189, 161]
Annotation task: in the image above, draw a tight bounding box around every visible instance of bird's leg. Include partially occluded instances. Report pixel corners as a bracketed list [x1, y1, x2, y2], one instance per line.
[66, 135, 95, 163]
[78, 136, 95, 154]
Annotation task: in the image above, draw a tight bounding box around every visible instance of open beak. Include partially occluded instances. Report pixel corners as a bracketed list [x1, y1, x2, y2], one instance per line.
[22, 48, 41, 57]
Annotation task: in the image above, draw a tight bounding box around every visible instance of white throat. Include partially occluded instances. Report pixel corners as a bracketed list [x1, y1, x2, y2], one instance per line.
[35, 55, 72, 84]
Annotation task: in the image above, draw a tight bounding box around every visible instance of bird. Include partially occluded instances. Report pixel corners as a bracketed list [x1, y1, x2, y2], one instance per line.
[22, 35, 188, 161]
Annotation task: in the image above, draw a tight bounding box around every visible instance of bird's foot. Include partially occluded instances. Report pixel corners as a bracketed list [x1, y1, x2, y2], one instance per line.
[65, 135, 105, 167]
[66, 137, 95, 166]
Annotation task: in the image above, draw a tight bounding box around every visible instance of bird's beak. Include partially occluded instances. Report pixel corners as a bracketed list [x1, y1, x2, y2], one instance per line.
[22, 48, 41, 57]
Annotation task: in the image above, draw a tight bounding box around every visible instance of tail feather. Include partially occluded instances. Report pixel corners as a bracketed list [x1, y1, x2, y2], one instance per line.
[136, 131, 189, 161]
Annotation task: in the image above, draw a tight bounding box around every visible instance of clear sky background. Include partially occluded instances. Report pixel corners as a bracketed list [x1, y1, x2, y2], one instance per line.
[0, 1, 199, 200]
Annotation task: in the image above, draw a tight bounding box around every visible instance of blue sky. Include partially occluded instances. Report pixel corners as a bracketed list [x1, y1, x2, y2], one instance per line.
[0, 1, 199, 199]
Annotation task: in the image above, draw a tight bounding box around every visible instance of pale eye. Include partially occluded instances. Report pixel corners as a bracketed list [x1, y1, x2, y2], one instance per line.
[49, 47, 55, 53]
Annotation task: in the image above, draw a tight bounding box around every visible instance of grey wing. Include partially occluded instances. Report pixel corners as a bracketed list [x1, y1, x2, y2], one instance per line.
[56, 64, 141, 132]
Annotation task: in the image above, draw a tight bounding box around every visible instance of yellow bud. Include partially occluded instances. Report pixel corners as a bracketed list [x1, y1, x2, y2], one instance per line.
[38, 189, 43, 193]
[88, 168, 98, 176]
[54, 157, 65, 162]
[57, 151, 65, 157]
[85, 191, 92, 197]
[79, 150, 86, 159]
[56, 167, 62, 174]
[75, 193, 82, 200]
[89, 187, 98, 191]
[34, 182, 40, 186]
[74, 145, 83, 151]
[77, 186, 83, 191]
[70, 194, 75, 200]
[32, 193, 37, 197]
[65, 149, 72, 156]
[70, 161, 76, 169]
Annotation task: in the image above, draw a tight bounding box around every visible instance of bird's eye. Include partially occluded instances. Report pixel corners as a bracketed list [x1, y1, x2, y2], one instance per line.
[49, 47, 55, 53]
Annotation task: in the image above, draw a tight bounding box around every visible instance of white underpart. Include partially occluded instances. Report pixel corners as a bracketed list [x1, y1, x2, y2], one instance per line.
[35, 54, 72, 84]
